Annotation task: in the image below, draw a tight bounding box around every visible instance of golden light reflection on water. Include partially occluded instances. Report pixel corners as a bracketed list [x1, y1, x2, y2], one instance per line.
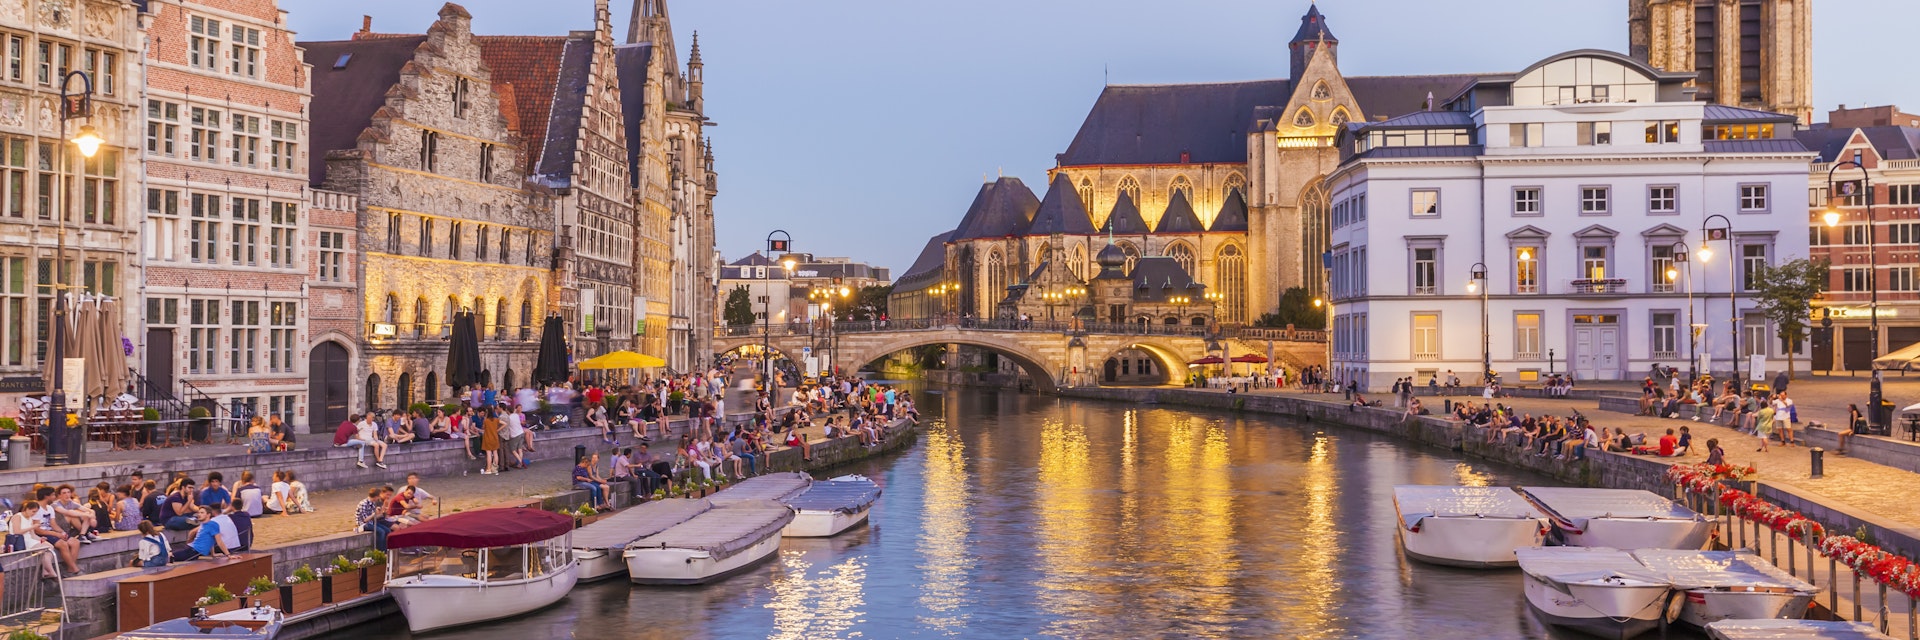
[1035, 414, 1105, 637]
[1147, 415, 1238, 631]
[1454, 462, 1495, 488]
[1273, 432, 1341, 639]
[915, 420, 973, 633]
[764, 550, 868, 640]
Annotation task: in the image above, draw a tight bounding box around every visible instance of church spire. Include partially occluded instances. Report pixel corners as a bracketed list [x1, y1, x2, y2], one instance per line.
[1288, 4, 1338, 81]
[688, 31, 703, 112]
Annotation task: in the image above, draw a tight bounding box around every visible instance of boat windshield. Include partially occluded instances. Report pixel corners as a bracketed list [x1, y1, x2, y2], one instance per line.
[389, 534, 571, 583]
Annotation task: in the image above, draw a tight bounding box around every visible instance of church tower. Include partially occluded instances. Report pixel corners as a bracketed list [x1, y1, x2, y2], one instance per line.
[1289, 4, 1337, 82]
[1628, 0, 1811, 123]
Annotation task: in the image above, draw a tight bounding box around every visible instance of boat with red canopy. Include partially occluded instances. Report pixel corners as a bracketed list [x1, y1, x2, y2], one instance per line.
[384, 507, 578, 633]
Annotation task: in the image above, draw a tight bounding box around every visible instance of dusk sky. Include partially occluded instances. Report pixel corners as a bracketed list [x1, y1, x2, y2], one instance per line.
[279, 0, 1920, 276]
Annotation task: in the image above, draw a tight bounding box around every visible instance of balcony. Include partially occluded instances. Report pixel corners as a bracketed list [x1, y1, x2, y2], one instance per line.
[1567, 278, 1629, 295]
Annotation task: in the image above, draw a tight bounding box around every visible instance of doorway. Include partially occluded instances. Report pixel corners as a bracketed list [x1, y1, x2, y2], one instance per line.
[144, 328, 174, 396]
[1571, 314, 1622, 381]
[308, 341, 350, 433]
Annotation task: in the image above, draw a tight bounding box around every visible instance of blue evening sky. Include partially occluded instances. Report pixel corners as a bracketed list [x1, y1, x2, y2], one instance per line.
[280, 1, 1918, 276]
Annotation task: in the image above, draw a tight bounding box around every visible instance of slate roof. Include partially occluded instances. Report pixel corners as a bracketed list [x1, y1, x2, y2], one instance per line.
[474, 36, 570, 175]
[1028, 175, 1097, 235]
[892, 230, 956, 294]
[1351, 145, 1485, 161]
[1154, 191, 1204, 234]
[1703, 104, 1798, 123]
[1131, 257, 1204, 303]
[1702, 139, 1812, 155]
[1104, 191, 1150, 235]
[530, 33, 595, 188]
[1057, 74, 1477, 166]
[300, 36, 428, 186]
[729, 253, 775, 267]
[615, 43, 654, 189]
[1795, 126, 1920, 162]
[1290, 4, 1337, 43]
[1366, 110, 1476, 129]
[1210, 189, 1248, 232]
[951, 177, 1039, 240]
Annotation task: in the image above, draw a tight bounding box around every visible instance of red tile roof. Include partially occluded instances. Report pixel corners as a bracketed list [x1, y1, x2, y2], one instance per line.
[474, 36, 568, 175]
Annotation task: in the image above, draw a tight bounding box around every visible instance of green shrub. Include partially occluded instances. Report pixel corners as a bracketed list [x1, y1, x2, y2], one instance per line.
[0, 417, 16, 432]
[329, 555, 356, 574]
[8, 629, 51, 640]
[289, 565, 318, 583]
[202, 584, 234, 604]
[246, 576, 276, 596]
[408, 402, 432, 416]
[364, 549, 387, 565]
[187, 406, 211, 419]
[142, 408, 160, 421]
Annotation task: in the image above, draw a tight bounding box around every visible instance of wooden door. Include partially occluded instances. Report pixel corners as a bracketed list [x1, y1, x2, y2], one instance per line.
[144, 328, 174, 395]
[308, 341, 350, 434]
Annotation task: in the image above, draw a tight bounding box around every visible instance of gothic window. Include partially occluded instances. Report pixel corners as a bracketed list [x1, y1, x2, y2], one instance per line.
[1169, 175, 1193, 201]
[1300, 181, 1331, 297]
[1116, 241, 1141, 275]
[1216, 244, 1246, 323]
[1117, 175, 1141, 204]
[1293, 108, 1316, 128]
[412, 296, 428, 337]
[1329, 107, 1351, 127]
[1034, 242, 1052, 268]
[1311, 81, 1331, 101]
[1077, 178, 1094, 218]
[1072, 244, 1089, 280]
[383, 293, 398, 324]
[1166, 242, 1196, 277]
[983, 249, 1007, 315]
[1223, 173, 1246, 201]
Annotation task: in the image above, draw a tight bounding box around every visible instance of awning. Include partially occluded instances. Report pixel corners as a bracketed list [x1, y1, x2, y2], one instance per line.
[1874, 342, 1920, 371]
[1230, 354, 1269, 363]
[387, 507, 574, 549]
[578, 350, 668, 370]
[1188, 356, 1224, 365]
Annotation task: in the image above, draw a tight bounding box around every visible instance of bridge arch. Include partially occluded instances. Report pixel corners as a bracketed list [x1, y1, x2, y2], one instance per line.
[1095, 340, 1190, 386]
[844, 333, 1061, 395]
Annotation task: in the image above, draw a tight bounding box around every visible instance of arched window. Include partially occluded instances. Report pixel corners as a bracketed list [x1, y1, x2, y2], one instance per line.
[1329, 107, 1351, 127]
[1223, 173, 1246, 202]
[425, 371, 439, 402]
[983, 249, 1007, 315]
[1117, 175, 1140, 205]
[442, 296, 457, 337]
[1163, 316, 1180, 325]
[1300, 181, 1332, 296]
[396, 372, 413, 410]
[1034, 241, 1053, 267]
[1071, 244, 1089, 280]
[494, 298, 509, 340]
[413, 297, 428, 337]
[519, 301, 533, 340]
[1116, 241, 1141, 275]
[383, 294, 398, 324]
[1311, 80, 1331, 101]
[1190, 317, 1206, 326]
[1077, 178, 1095, 218]
[1169, 175, 1193, 201]
[366, 373, 380, 413]
[1166, 242, 1196, 277]
[1293, 107, 1316, 128]
[1215, 244, 1247, 323]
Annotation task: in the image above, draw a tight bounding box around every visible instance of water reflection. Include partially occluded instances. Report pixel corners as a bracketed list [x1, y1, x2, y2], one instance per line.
[914, 418, 972, 632]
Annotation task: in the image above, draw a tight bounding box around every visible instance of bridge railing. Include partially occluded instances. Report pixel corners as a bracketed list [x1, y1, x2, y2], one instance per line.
[711, 319, 1327, 341]
[715, 324, 804, 338]
[1232, 326, 1327, 342]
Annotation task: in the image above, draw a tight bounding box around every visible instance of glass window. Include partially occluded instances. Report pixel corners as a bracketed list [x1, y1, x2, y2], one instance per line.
[1515, 246, 1539, 294]
[1515, 313, 1541, 358]
[1412, 248, 1437, 295]
[1581, 186, 1610, 214]
[1651, 245, 1676, 293]
[1741, 244, 1768, 291]
[1412, 313, 1440, 359]
[1652, 312, 1677, 358]
[1739, 184, 1769, 211]
[1512, 187, 1540, 216]
[1410, 189, 1439, 217]
[1648, 186, 1676, 214]
[1582, 246, 1608, 279]
[1578, 121, 1612, 145]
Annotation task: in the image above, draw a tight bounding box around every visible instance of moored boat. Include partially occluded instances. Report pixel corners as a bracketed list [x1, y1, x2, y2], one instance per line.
[1391, 485, 1546, 568]
[571, 498, 713, 582]
[1517, 546, 1675, 639]
[624, 499, 796, 585]
[384, 507, 579, 633]
[1520, 486, 1712, 549]
[1633, 549, 1819, 628]
[783, 474, 882, 538]
[1705, 619, 1893, 639]
[706, 471, 812, 506]
[115, 602, 284, 639]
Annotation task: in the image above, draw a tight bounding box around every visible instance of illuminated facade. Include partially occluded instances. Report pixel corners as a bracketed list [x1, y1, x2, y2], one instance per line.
[1628, 0, 1812, 124]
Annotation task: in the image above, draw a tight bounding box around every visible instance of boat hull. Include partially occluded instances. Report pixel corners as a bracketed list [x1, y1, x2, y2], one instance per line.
[1400, 516, 1544, 568]
[388, 561, 580, 633]
[1678, 589, 1815, 628]
[625, 531, 783, 585]
[1523, 572, 1670, 640]
[1562, 518, 1711, 550]
[784, 508, 870, 538]
[574, 548, 626, 582]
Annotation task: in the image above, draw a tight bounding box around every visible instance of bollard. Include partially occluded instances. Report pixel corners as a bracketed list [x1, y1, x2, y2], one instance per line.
[574, 444, 587, 465]
[4, 436, 25, 470]
[1444, 399, 1452, 414]
[1812, 447, 1825, 479]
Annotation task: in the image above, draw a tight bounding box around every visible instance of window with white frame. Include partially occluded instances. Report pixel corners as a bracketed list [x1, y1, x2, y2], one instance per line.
[268, 395, 296, 426]
[189, 107, 221, 162]
[1844, 224, 1871, 246]
[34, 142, 52, 220]
[1509, 123, 1544, 147]
[190, 194, 220, 263]
[1739, 184, 1769, 212]
[269, 120, 298, 172]
[0, 137, 23, 219]
[1412, 247, 1438, 294]
[147, 100, 178, 156]
[231, 198, 260, 266]
[1645, 120, 1680, 143]
[4, 35, 21, 83]
[1843, 267, 1871, 292]
[229, 114, 259, 167]
[1515, 246, 1540, 294]
[1891, 266, 1917, 292]
[1515, 312, 1542, 359]
[1810, 226, 1830, 247]
[188, 16, 221, 71]
[1581, 186, 1610, 214]
[229, 24, 260, 78]
[1578, 121, 1612, 145]
[1410, 189, 1439, 217]
[189, 299, 218, 374]
[1740, 243, 1768, 291]
[146, 189, 179, 261]
[1650, 244, 1676, 293]
[1651, 312, 1678, 358]
[317, 231, 344, 282]
[230, 300, 259, 373]
[268, 201, 295, 268]
[268, 301, 295, 373]
[1582, 245, 1608, 279]
[0, 257, 25, 366]
[1742, 313, 1767, 357]
[81, 149, 117, 225]
[1648, 185, 1676, 214]
[1890, 223, 1920, 245]
[1411, 313, 1440, 359]
[1513, 187, 1540, 216]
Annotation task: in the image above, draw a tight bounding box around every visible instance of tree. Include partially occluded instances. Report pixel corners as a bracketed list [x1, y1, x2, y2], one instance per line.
[1254, 286, 1326, 330]
[843, 284, 894, 321]
[723, 285, 755, 326]
[1751, 258, 1830, 380]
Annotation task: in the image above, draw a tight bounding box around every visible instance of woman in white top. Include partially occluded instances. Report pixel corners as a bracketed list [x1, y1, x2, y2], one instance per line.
[10, 500, 78, 576]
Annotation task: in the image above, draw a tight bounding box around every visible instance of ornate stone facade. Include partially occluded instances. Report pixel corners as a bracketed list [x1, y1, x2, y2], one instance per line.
[1628, 0, 1812, 124]
[625, 0, 716, 372]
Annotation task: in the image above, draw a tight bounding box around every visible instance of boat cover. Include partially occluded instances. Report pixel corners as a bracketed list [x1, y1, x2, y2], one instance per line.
[388, 507, 575, 549]
[1393, 485, 1541, 531]
[572, 498, 713, 551]
[785, 478, 882, 514]
[1632, 549, 1817, 592]
[1515, 546, 1666, 590]
[1706, 620, 1893, 640]
[706, 472, 812, 506]
[1520, 487, 1700, 530]
[629, 500, 796, 561]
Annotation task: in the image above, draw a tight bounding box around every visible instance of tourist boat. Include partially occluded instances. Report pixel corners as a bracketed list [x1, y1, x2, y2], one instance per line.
[1705, 619, 1893, 640]
[624, 499, 795, 585]
[1520, 486, 1712, 549]
[1391, 485, 1546, 568]
[384, 507, 579, 633]
[1633, 549, 1819, 628]
[115, 602, 283, 639]
[571, 498, 713, 582]
[783, 474, 883, 538]
[1517, 546, 1675, 639]
[705, 471, 812, 506]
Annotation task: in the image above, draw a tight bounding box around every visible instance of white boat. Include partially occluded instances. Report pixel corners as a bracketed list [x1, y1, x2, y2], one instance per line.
[571, 498, 713, 582]
[624, 499, 796, 585]
[1633, 549, 1819, 628]
[706, 471, 812, 506]
[783, 474, 882, 538]
[116, 603, 284, 639]
[1391, 485, 1546, 568]
[1517, 546, 1676, 639]
[384, 507, 579, 633]
[1706, 619, 1894, 640]
[1520, 486, 1712, 550]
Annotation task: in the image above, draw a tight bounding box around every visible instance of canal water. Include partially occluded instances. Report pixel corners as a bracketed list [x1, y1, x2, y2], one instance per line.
[336, 386, 1688, 639]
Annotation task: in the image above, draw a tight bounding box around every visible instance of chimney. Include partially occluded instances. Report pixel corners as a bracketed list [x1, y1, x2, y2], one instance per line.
[360, 16, 372, 35]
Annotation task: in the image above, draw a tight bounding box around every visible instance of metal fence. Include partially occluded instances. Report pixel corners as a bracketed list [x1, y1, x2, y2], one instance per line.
[0, 549, 66, 639]
[712, 319, 1326, 342]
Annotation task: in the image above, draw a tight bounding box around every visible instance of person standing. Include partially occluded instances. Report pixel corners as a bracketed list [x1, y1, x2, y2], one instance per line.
[481, 408, 503, 475]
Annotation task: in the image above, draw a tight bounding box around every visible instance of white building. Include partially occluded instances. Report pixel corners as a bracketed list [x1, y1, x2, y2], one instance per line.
[1326, 50, 1813, 389]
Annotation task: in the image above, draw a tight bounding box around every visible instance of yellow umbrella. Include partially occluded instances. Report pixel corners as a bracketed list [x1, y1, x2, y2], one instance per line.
[577, 350, 667, 370]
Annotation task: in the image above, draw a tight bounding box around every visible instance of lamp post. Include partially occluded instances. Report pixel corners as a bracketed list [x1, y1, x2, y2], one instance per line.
[1823, 157, 1876, 367]
[46, 70, 101, 466]
[762, 230, 792, 393]
[1702, 214, 1735, 381]
[1671, 241, 1697, 384]
[1468, 262, 1490, 384]
[1314, 296, 1330, 380]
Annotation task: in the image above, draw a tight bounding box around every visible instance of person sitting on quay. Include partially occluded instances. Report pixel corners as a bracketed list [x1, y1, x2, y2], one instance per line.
[49, 484, 100, 544]
[267, 414, 295, 452]
[198, 472, 231, 512]
[402, 473, 439, 522]
[247, 416, 273, 453]
[334, 414, 389, 470]
[112, 485, 142, 532]
[233, 471, 265, 517]
[355, 486, 395, 552]
[264, 470, 312, 515]
[170, 505, 227, 562]
[160, 478, 200, 530]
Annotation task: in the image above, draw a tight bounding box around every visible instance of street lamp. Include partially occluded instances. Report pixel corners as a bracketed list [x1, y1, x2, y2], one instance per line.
[46, 70, 99, 466]
[1314, 296, 1330, 381]
[1824, 157, 1876, 368]
[762, 230, 792, 393]
[1671, 241, 1697, 384]
[1468, 262, 1489, 383]
[1703, 214, 1735, 381]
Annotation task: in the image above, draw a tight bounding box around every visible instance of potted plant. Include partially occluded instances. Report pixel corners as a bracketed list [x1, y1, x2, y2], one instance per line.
[321, 556, 363, 602]
[7, 629, 51, 640]
[650, 488, 666, 501]
[196, 583, 239, 615]
[243, 576, 276, 603]
[573, 504, 599, 527]
[187, 406, 212, 442]
[279, 565, 323, 613]
[442, 402, 462, 417]
[360, 550, 388, 593]
[0, 416, 16, 439]
[668, 390, 686, 414]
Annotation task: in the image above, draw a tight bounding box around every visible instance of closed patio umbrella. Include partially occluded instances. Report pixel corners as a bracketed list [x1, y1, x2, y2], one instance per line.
[445, 310, 484, 389]
[95, 298, 128, 398]
[532, 315, 570, 386]
[72, 298, 101, 401]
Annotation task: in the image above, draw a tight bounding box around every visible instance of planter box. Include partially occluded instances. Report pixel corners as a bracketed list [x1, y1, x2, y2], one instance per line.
[322, 568, 364, 603]
[363, 563, 387, 593]
[278, 581, 323, 614]
[201, 599, 241, 616]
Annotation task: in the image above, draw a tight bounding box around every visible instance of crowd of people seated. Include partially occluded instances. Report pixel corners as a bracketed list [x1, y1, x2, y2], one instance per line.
[1637, 375, 1802, 452]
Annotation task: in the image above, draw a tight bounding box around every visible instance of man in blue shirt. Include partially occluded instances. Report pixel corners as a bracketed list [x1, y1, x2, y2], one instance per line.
[197, 472, 231, 511]
[171, 506, 226, 561]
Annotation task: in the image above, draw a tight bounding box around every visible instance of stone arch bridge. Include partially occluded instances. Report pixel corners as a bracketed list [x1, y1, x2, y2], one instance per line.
[712, 320, 1327, 394]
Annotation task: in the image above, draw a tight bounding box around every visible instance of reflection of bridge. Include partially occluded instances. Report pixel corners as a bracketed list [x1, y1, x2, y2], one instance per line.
[713, 319, 1328, 393]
